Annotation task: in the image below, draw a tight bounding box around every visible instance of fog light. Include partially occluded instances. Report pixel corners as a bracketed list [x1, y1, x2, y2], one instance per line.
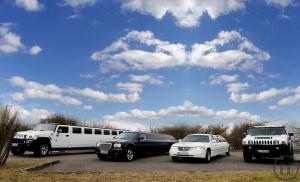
[249, 146, 252, 149]
[276, 147, 279, 150]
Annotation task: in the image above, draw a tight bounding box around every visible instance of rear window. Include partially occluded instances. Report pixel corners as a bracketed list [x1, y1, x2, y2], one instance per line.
[104, 130, 110, 135]
[112, 130, 118, 135]
[72, 127, 82, 134]
[84, 128, 92, 134]
[95, 129, 102, 135]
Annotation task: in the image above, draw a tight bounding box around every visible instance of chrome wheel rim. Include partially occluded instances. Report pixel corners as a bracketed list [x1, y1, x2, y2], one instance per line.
[127, 148, 134, 161]
[41, 144, 49, 156]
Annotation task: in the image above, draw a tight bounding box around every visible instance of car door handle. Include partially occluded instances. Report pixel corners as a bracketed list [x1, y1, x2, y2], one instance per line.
[66, 135, 69, 137]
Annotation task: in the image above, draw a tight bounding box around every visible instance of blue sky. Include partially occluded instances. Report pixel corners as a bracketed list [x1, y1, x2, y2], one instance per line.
[0, 0, 299, 130]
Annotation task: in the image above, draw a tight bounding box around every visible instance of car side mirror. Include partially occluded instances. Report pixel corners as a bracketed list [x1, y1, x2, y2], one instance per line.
[289, 133, 294, 137]
[178, 139, 182, 142]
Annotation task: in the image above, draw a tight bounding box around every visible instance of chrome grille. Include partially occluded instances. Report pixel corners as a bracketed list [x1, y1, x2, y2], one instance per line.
[99, 143, 112, 151]
[253, 140, 276, 145]
[178, 147, 191, 151]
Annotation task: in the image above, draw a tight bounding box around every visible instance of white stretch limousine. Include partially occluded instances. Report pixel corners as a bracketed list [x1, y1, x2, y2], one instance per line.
[11, 123, 126, 157]
[169, 134, 230, 162]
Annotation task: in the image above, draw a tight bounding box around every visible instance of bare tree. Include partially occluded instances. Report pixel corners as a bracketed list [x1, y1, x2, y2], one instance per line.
[0, 106, 18, 166]
[40, 113, 80, 126]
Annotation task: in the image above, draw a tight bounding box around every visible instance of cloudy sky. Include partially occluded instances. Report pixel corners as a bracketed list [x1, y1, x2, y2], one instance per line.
[0, 0, 299, 130]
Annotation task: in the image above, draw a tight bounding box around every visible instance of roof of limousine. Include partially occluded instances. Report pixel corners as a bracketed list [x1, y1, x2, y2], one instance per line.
[252, 125, 285, 128]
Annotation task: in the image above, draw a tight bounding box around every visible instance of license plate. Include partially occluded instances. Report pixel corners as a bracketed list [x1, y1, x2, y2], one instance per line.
[177, 151, 188, 156]
[100, 150, 108, 154]
[12, 143, 18, 147]
[257, 150, 269, 153]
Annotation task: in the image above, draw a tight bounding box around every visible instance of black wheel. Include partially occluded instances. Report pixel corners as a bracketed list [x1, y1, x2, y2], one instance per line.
[124, 146, 135, 161]
[205, 149, 211, 163]
[11, 148, 25, 156]
[97, 154, 107, 160]
[34, 141, 50, 157]
[226, 147, 230, 156]
[243, 150, 252, 162]
[171, 157, 179, 162]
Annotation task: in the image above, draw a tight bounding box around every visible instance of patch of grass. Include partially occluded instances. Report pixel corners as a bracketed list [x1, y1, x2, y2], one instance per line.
[1, 160, 300, 182]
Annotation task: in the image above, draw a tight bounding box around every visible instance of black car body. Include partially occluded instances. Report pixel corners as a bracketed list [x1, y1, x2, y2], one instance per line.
[95, 132, 177, 161]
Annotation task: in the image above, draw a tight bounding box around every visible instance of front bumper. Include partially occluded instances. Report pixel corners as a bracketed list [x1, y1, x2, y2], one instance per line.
[243, 145, 291, 158]
[169, 148, 206, 159]
[11, 138, 36, 151]
[95, 147, 126, 159]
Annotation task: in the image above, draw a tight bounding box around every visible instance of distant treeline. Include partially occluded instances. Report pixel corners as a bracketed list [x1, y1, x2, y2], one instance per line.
[153, 123, 262, 150]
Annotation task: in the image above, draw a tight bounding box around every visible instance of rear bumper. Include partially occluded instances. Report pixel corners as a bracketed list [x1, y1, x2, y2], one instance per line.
[243, 145, 291, 158]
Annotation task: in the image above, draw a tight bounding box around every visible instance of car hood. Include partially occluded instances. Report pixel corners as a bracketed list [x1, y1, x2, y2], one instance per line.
[14, 130, 54, 139]
[172, 142, 211, 148]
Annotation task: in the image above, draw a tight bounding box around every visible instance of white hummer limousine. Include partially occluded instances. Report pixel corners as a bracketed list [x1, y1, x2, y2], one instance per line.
[11, 123, 126, 157]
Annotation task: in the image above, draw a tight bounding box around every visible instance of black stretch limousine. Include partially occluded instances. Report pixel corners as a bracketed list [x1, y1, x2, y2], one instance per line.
[95, 132, 177, 161]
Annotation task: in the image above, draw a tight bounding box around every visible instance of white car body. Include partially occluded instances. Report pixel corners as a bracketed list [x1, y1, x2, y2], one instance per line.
[11, 123, 127, 156]
[169, 134, 230, 161]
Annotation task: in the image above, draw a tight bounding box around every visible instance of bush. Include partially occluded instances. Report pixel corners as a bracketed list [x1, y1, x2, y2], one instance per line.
[0, 106, 19, 166]
[155, 124, 201, 140]
[40, 113, 80, 126]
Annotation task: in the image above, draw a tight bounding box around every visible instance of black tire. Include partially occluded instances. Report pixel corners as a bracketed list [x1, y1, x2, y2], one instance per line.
[34, 141, 50, 157]
[171, 157, 179, 162]
[124, 146, 135, 161]
[205, 149, 211, 163]
[97, 154, 107, 160]
[11, 148, 25, 156]
[243, 150, 252, 162]
[226, 149, 230, 156]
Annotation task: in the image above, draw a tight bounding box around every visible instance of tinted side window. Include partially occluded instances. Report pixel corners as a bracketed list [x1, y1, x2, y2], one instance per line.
[112, 130, 118, 135]
[84, 128, 92, 134]
[72, 127, 82, 134]
[139, 133, 146, 140]
[104, 130, 110, 135]
[118, 131, 123, 134]
[57, 126, 69, 133]
[95, 129, 102, 135]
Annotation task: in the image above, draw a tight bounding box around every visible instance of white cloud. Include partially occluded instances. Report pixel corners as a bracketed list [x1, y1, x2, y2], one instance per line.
[91, 30, 270, 73]
[67, 87, 140, 103]
[120, 0, 246, 28]
[13, 105, 50, 123]
[265, 0, 296, 8]
[102, 100, 262, 123]
[229, 87, 291, 103]
[103, 120, 148, 131]
[15, 0, 44, 12]
[116, 82, 143, 93]
[130, 74, 163, 85]
[0, 23, 24, 54]
[0, 23, 41, 55]
[29, 45, 42, 55]
[227, 82, 249, 93]
[277, 87, 300, 106]
[210, 74, 239, 85]
[8, 76, 141, 109]
[61, 0, 98, 8]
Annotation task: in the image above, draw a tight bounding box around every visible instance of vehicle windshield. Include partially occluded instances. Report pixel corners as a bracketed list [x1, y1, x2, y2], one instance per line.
[247, 127, 286, 136]
[182, 135, 210, 142]
[114, 132, 138, 140]
[33, 124, 57, 131]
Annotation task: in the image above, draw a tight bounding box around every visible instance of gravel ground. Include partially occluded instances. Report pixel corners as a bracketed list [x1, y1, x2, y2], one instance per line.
[8, 151, 300, 173]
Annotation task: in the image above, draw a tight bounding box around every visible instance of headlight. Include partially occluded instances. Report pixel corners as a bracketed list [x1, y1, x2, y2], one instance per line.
[113, 143, 122, 148]
[274, 140, 279, 145]
[96, 143, 101, 147]
[195, 146, 206, 150]
[248, 140, 253, 145]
